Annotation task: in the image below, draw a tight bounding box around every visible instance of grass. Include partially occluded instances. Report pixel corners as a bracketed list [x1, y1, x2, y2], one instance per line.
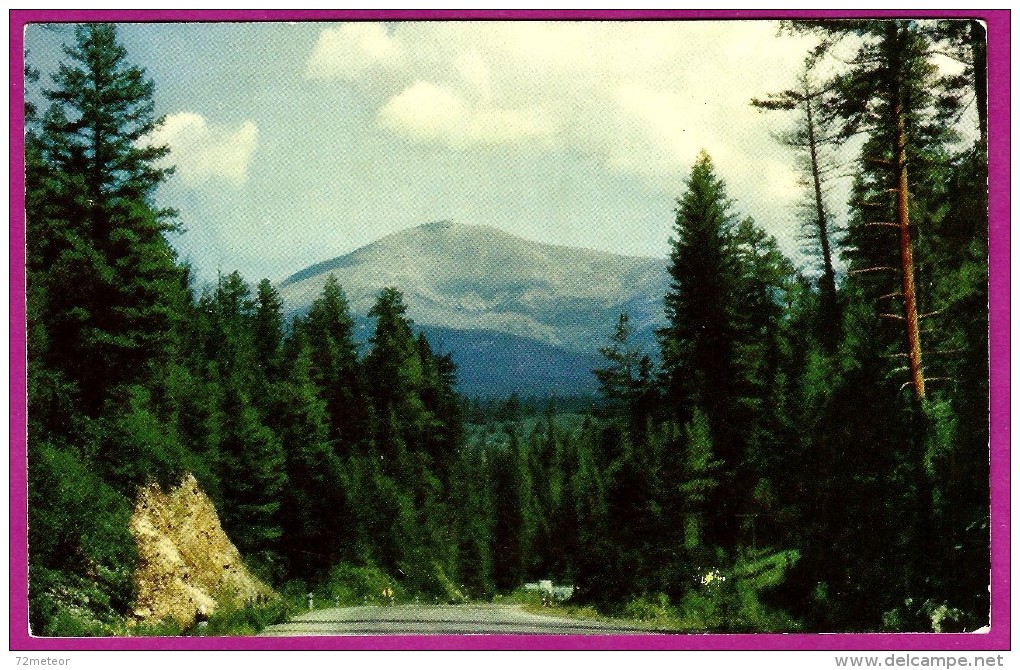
[501, 588, 661, 630]
[501, 579, 802, 634]
[187, 599, 292, 636]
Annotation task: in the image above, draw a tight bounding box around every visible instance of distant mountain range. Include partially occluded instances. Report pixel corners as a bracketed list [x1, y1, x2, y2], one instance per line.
[278, 221, 668, 397]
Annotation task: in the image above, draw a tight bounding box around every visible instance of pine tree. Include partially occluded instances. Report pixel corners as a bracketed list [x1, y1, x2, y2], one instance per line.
[489, 430, 526, 591]
[449, 444, 495, 597]
[275, 322, 348, 577]
[570, 420, 614, 603]
[210, 271, 257, 376]
[253, 279, 285, 382]
[364, 287, 426, 462]
[657, 151, 739, 435]
[594, 313, 654, 428]
[415, 332, 462, 473]
[25, 24, 192, 633]
[675, 411, 722, 569]
[656, 152, 746, 552]
[219, 386, 287, 577]
[728, 218, 801, 552]
[31, 23, 186, 416]
[781, 19, 989, 629]
[792, 19, 961, 400]
[752, 61, 843, 342]
[305, 274, 370, 451]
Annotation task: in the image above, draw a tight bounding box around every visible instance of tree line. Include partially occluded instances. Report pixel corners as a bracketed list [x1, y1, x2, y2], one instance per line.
[25, 20, 988, 635]
[561, 20, 989, 630]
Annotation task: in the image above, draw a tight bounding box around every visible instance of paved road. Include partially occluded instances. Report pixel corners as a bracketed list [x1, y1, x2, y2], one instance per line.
[261, 603, 657, 636]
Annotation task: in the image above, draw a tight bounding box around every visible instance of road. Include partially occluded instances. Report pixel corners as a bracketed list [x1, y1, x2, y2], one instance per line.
[260, 603, 657, 636]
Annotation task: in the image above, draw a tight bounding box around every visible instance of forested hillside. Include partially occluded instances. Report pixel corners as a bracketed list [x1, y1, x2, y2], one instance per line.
[24, 21, 989, 635]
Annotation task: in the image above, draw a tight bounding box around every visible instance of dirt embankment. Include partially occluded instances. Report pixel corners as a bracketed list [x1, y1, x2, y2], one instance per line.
[129, 473, 275, 628]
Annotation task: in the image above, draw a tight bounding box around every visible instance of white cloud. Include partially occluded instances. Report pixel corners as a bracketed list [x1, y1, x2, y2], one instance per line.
[377, 81, 464, 140]
[305, 21, 817, 178]
[150, 113, 258, 186]
[296, 20, 850, 262]
[377, 80, 558, 148]
[607, 85, 707, 177]
[305, 23, 404, 80]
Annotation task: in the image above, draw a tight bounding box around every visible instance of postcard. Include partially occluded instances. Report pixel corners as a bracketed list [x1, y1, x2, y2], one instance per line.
[9, 9, 1009, 656]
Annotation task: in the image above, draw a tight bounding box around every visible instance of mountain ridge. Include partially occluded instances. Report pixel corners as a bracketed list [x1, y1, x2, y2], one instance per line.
[277, 221, 668, 396]
[279, 221, 664, 288]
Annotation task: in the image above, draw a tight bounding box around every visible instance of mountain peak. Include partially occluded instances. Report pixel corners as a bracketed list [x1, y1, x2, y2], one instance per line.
[280, 222, 514, 288]
[276, 220, 668, 395]
[278, 221, 667, 351]
[402, 220, 517, 242]
[418, 219, 458, 230]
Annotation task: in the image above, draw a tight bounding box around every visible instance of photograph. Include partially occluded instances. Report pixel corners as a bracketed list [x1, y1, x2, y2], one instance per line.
[10, 9, 1008, 653]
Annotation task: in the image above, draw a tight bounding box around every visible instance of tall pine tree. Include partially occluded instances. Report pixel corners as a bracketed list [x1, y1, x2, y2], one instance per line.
[305, 274, 369, 451]
[656, 151, 743, 548]
[26, 24, 192, 634]
[31, 23, 187, 418]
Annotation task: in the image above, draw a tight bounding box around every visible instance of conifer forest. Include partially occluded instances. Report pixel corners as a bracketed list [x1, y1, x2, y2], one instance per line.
[23, 19, 992, 635]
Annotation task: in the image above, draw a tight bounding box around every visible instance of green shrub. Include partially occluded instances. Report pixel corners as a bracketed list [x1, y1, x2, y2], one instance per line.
[28, 439, 139, 638]
[506, 587, 545, 608]
[673, 550, 803, 632]
[315, 563, 405, 607]
[39, 608, 114, 637]
[623, 592, 674, 623]
[192, 601, 291, 636]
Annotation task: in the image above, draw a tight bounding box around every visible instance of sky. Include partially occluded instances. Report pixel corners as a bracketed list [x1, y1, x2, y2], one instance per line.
[26, 19, 842, 285]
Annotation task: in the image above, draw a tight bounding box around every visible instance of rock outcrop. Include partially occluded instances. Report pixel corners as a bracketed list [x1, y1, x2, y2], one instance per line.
[129, 474, 275, 628]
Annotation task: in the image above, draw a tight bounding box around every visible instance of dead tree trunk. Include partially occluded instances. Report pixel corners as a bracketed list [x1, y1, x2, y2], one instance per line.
[893, 94, 926, 400]
[804, 85, 839, 320]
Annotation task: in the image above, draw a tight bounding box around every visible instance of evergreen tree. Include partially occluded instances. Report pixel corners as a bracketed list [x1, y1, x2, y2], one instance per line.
[545, 428, 581, 582]
[496, 393, 522, 424]
[305, 274, 369, 451]
[791, 19, 962, 401]
[916, 144, 989, 627]
[489, 431, 526, 591]
[594, 313, 655, 429]
[787, 19, 990, 629]
[729, 219, 801, 530]
[253, 279, 285, 383]
[364, 287, 426, 463]
[275, 322, 348, 577]
[752, 61, 843, 343]
[449, 444, 495, 598]
[656, 151, 745, 547]
[31, 23, 186, 417]
[197, 271, 286, 574]
[657, 151, 739, 434]
[219, 386, 287, 578]
[210, 271, 257, 379]
[25, 24, 192, 634]
[415, 332, 463, 477]
[571, 419, 614, 603]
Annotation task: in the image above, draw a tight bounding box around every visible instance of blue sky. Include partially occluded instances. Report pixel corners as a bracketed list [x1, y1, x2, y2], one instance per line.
[26, 20, 854, 286]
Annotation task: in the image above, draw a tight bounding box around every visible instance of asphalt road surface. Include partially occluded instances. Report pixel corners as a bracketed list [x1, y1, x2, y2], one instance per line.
[260, 603, 657, 636]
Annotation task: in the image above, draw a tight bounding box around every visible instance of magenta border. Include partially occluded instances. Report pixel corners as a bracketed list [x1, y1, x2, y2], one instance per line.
[8, 8, 1009, 652]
